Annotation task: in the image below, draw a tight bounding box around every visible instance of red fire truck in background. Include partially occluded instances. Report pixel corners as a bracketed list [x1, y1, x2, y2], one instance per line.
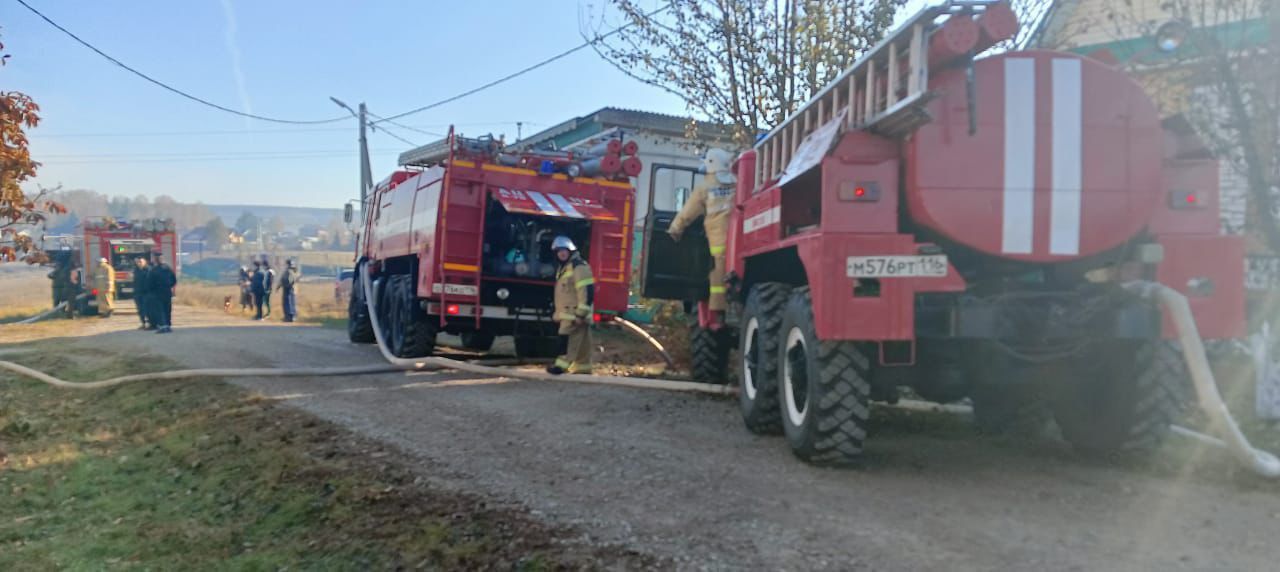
[80, 217, 179, 308]
[348, 131, 638, 358]
[642, 1, 1243, 465]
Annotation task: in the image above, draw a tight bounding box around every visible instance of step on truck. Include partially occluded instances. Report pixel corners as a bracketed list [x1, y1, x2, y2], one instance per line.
[641, 0, 1244, 465]
[348, 129, 638, 358]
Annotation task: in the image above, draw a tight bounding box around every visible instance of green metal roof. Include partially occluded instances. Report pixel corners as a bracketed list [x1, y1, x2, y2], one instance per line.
[1070, 18, 1269, 65]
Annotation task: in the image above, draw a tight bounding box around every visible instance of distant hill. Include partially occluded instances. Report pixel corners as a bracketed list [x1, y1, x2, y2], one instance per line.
[208, 205, 344, 229]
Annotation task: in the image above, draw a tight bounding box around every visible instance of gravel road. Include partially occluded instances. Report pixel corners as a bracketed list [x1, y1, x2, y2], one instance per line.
[8, 304, 1280, 570]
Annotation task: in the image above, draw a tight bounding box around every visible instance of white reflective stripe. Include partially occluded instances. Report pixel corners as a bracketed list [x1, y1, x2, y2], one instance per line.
[1050, 58, 1083, 256]
[546, 193, 585, 218]
[525, 191, 561, 217]
[1002, 58, 1036, 255]
[426, 303, 535, 319]
[743, 206, 780, 234]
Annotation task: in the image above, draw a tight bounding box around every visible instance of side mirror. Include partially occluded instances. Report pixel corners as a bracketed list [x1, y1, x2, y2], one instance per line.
[343, 203, 353, 224]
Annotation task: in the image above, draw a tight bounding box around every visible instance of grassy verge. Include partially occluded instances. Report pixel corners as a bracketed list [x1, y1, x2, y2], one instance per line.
[0, 346, 652, 569]
[174, 281, 346, 323]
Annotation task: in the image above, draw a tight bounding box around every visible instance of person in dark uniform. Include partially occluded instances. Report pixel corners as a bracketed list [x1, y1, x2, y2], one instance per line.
[250, 261, 267, 320]
[148, 252, 177, 333]
[278, 259, 300, 322]
[133, 256, 152, 329]
[261, 260, 276, 318]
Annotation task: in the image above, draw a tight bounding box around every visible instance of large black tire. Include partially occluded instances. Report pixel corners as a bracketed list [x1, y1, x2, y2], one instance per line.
[690, 325, 731, 384]
[738, 283, 791, 435]
[1053, 340, 1186, 455]
[515, 336, 561, 359]
[387, 275, 435, 358]
[347, 266, 375, 344]
[460, 330, 496, 352]
[777, 288, 872, 465]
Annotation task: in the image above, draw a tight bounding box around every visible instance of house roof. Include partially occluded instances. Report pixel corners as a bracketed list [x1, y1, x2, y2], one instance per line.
[510, 107, 735, 151]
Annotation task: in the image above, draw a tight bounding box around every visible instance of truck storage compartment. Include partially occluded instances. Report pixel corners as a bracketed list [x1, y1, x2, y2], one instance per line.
[481, 195, 591, 280]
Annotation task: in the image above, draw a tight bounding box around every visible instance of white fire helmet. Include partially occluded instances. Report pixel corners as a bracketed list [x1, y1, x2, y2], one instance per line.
[552, 235, 577, 252]
[702, 148, 735, 175]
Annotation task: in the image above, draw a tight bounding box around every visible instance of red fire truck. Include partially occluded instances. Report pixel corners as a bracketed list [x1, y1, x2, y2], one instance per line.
[348, 131, 637, 358]
[642, 1, 1243, 464]
[80, 217, 179, 307]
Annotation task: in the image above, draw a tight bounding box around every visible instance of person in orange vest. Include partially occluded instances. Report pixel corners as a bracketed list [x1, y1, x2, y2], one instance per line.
[546, 236, 594, 375]
[668, 147, 736, 329]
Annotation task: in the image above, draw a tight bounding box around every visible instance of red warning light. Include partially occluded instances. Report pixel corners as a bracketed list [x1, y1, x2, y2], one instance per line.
[445, 304, 461, 315]
[855, 187, 867, 198]
[1185, 193, 1197, 204]
[91, 288, 99, 296]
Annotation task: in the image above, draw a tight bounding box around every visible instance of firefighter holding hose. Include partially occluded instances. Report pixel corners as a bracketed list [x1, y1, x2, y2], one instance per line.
[546, 236, 594, 375]
[667, 147, 736, 329]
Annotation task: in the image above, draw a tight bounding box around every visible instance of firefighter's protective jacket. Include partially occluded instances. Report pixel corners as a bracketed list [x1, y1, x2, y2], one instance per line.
[93, 261, 116, 309]
[554, 255, 594, 328]
[668, 173, 735, 253]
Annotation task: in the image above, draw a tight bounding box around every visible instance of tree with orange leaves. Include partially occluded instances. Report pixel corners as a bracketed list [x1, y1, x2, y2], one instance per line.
[1, 28, 64, 263]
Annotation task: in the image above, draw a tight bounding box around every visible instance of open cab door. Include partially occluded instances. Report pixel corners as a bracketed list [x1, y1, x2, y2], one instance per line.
[640, 163, 712, 301]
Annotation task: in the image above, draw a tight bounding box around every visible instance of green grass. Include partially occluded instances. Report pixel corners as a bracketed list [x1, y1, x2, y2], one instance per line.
[0, 346, 638, 569]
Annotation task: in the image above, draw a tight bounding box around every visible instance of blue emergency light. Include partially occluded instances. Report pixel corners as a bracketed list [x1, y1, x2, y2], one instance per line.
[538, 160, 556, 175]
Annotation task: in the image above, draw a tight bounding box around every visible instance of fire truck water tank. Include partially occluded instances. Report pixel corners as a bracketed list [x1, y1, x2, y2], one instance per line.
[905, 51, 1164, 263]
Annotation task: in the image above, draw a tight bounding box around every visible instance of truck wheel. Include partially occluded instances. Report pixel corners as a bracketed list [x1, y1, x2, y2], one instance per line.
[690, 325, 731, 384]
[778, 288, 871, 466]
[460, 331, 496, 352]
[389, 275, 435, 358]
[738, 283, 790, 435]
[347, 266, 375, 344]
[1053, 340, 1186, 455]
[515, 336, 560, 359]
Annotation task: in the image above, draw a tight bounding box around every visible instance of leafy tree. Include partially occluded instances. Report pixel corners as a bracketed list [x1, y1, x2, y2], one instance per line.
[586, 0, 904, 146]
[203, 217, 230, 252]
[1091, 0, 1279, 251]
[234, 211, 259, 234]
[0, 29, 64, 262]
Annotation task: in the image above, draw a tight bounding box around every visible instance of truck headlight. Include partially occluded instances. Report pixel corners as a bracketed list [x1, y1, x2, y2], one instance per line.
[496, 288, 510, 300]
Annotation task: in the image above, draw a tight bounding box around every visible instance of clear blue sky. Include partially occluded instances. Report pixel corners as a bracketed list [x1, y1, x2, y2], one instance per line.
[5, 0, 690, 208]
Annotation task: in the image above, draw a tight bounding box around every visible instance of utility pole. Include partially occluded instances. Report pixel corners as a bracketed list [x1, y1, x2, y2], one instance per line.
[516, 121, 523, 141]
[357, 103, 373, 211]
[330, 97, 374, 215]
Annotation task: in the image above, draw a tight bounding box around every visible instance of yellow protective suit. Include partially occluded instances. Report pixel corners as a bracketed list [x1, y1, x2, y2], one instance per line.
[553, 254, 595, 373]
[93, 260, 116, 315]
[668, 148, 736, 311]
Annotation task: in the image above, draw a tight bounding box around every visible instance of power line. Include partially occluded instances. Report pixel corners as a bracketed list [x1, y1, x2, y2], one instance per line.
[31, 121, 538, 139]
[366, 112, 445, 139]
[368, 124, 418, 147]
[39, 148, 400, 159]
[40, 151, 403, 165]
[14, 0, 350, 125]
[370, 2, 672, 125]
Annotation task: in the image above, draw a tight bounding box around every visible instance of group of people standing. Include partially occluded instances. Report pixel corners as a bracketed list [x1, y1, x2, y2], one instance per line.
[238, 258, 300, 322]
[132, 253, 177, 333]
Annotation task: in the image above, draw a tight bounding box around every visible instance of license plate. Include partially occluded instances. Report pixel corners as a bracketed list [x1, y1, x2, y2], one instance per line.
[846, 255, 948, 278]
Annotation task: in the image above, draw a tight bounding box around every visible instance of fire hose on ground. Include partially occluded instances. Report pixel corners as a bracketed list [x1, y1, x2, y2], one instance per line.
[0, 274, 1274, 477]
[0, 268, 729, 395]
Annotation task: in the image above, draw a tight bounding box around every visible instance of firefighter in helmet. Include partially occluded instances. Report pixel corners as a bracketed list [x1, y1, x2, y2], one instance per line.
[547, 235, 594, 375]
[93, 257, 116, 317]
[668, 147, 737, 329]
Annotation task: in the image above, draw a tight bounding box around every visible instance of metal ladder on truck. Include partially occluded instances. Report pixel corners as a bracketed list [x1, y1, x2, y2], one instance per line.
[436, 134, 487, 330]
[752, 0, 1015, 191]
